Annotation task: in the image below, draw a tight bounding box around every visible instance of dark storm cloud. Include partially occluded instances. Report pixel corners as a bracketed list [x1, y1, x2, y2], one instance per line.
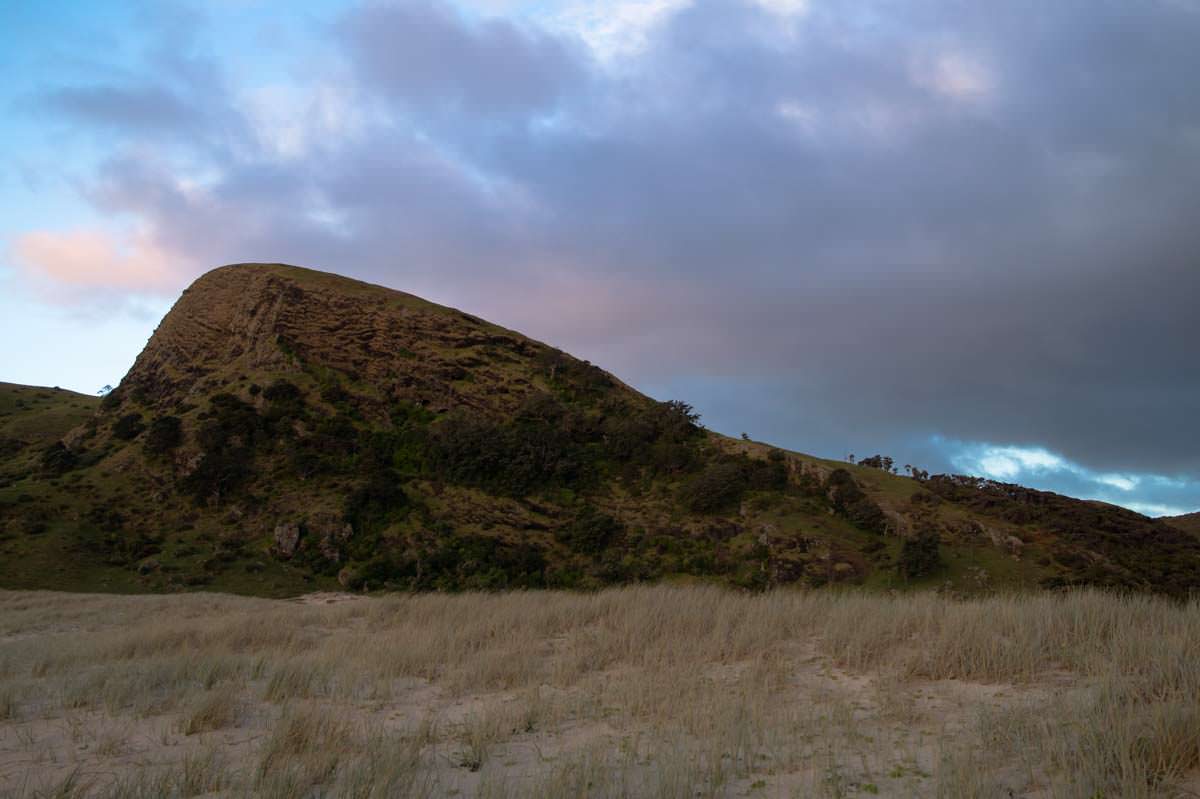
[340, 1, 589, 119]
[23, 0, 1200, 497]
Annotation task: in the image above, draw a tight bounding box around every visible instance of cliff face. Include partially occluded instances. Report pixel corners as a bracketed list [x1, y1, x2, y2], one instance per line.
[123, 263, 630, 417]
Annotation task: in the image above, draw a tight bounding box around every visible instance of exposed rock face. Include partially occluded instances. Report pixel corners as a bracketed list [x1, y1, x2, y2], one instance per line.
[273, 522, 301, 559]
[271, 514, 352, 562]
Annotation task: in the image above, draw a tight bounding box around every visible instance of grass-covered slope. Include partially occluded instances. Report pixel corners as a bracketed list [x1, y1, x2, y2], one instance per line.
[0, 382, 97, 445]
[1, 263, 1197, 597]
[1165, 512, 1200, 536]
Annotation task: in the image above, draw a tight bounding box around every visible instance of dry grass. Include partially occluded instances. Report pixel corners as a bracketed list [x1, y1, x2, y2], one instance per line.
[0, 586, 1197, 797]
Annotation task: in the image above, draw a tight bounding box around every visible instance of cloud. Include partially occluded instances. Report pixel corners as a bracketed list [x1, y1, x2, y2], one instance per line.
[9, 0, 1200, 507]
[940, 439, 1199, 516]
[237, 83, 370, 160]
[11, 227, 183, 299]
[551, 0, 692, 60]
[339, 1, 589, 119]
[1125, 502, 1194, 518]
[38, 85, 202, 132]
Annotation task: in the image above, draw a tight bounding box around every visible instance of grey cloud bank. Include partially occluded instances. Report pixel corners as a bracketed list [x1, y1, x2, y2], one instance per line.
[15, 0, 1200, 511]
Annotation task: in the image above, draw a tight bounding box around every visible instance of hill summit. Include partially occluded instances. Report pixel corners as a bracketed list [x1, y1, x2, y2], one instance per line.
[1, 263, 1198, 596]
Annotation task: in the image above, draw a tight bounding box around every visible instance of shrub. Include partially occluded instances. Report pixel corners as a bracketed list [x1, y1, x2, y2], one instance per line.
[263, 380, 306, 426]
[180, 449, 249, 505]
[197, 394, 262, 450]
[182, 395, 263, 504]
[824, 469, 888, 534]
[898, 530, 942, 580]
[680, 461, 750, 513]
[144, 416, 183, 455]
[536, 348, 615, 401]
[40, 442, 78, 475]
[414, 535, 547, 591]
[557, 506, 624, 555]
[343, 471, 408, 544]
[426, 410, 584, 496]
[112, 413, 146, 440]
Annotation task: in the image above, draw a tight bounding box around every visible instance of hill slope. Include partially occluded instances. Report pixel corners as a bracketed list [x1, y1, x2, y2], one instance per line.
[2, 263, 1198, 597]
[1165, 512, 1200, 535]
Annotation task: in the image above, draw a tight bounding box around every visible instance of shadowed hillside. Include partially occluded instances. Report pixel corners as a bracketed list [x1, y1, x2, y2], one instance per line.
[1, 263, 1198, 596]
[1166, 512, 1200, 536]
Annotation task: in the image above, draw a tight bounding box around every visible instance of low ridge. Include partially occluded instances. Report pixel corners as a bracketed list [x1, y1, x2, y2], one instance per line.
[1, 263, 1197, 597]
[1166, 512, 1200, 535]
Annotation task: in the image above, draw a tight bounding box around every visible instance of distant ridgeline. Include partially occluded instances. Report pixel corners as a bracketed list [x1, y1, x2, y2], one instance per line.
[1, 264, 1198, 597]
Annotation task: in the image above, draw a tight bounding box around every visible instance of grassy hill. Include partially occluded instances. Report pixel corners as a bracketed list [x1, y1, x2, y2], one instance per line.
[1166, 512, 1200, 535]
[1, 263, 1198, 597]
[0, 382, 97, 444]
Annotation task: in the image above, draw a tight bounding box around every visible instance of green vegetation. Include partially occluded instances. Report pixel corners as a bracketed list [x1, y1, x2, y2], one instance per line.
[0, 265, 1195, 598]
[144, 415, 183, 455]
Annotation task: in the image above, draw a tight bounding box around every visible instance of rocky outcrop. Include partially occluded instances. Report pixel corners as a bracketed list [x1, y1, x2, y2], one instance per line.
[271, 514, 353, 562]
[273, 522, 301, 559]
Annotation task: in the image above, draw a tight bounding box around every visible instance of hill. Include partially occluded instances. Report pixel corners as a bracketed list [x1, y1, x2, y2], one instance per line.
[1166, 512, 1200, 535]
[2, 263, 1198, 597]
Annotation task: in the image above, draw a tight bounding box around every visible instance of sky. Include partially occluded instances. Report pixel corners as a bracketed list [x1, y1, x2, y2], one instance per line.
[1, 0, 1198, 516]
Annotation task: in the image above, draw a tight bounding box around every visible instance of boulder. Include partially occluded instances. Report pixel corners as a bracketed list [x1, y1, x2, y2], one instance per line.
[273, 522, 301, 559]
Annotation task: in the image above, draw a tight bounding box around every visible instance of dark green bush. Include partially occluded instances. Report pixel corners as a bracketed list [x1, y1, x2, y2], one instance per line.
[197, 394, 262, 450]
[112, 414, 146, 440]
[180, 448, 249, 505]
[40, 442, 78, 475]
[182, 394, 263, 503]
[680, 461, 750, 513]
[426, 409, 584, 496]
[536, 348, 615, 401]
[557, 506, 624, 555]
[343, 471, 408, 541]
[824, 469, 888, 534]
[144, 416, 183, 455]
[898, 530, 942, 580]
[263, 380, 307, 426]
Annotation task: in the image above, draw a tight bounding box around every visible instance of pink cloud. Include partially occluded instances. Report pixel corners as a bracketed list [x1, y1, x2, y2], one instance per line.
[11, 227, 187, 299]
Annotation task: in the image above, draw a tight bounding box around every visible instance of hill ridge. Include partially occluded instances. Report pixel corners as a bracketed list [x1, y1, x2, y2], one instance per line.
[1, 262, 1198, 597]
